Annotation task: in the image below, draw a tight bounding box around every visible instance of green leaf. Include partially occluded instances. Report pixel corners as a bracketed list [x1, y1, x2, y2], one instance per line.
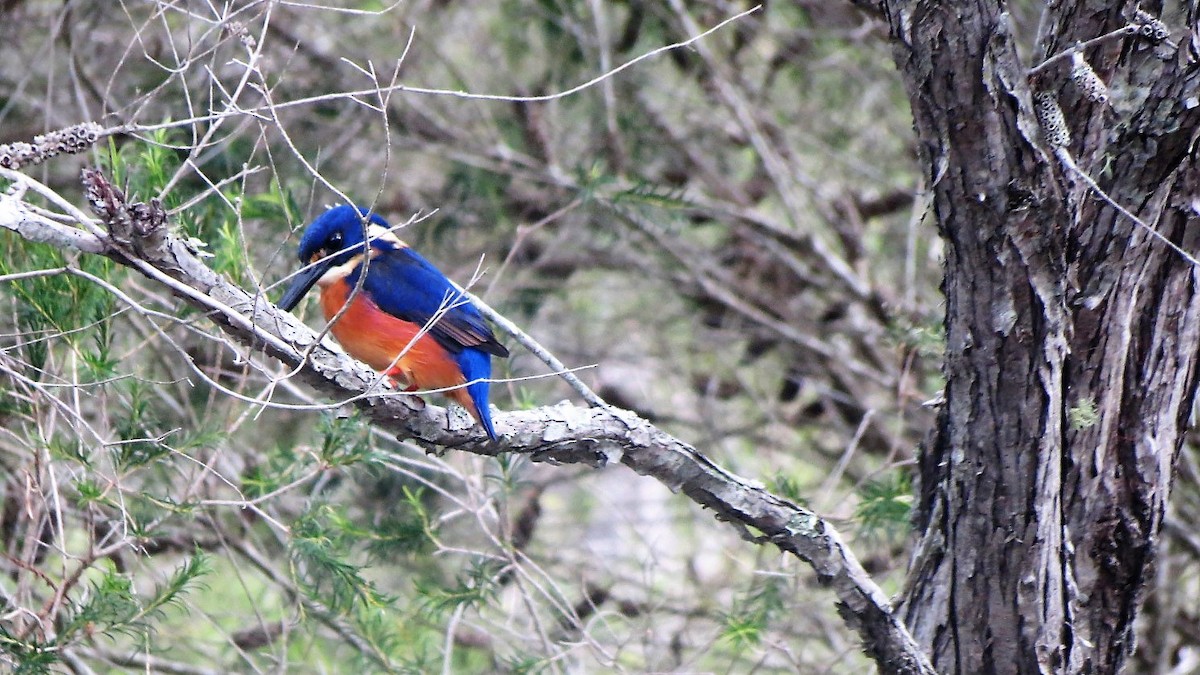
[855, 471, 914, 537]
[317, 411, 373, 467]
[58, 551, 209, 646]
[290, 503, 389, 613]
[414, 560, 502, 616]
[1068, 397, 1100, 430]
[719, 575, 788, 649]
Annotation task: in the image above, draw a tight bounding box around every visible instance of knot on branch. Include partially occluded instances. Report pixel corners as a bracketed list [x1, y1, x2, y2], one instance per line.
[81, 168, 169, 255]
[0, 122, 103, 170]
[224, 20, 258, 49]
[530, 438, 612, 467]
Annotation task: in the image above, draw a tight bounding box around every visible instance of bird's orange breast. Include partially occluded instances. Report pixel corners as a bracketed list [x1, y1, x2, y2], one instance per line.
[319, 280, 468, 396]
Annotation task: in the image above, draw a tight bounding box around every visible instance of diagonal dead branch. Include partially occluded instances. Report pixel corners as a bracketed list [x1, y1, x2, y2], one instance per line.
[0, 168, 934, 675]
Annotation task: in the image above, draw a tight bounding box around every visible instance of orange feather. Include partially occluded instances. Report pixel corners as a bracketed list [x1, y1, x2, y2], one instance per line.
[319, 278, 482, 423]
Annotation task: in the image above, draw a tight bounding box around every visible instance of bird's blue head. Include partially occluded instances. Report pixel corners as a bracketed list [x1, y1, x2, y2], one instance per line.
[295, 204, 391, 265]
[279, 205, 394, 311]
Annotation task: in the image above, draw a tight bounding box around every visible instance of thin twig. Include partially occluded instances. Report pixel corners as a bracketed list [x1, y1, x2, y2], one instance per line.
[129, 6, 763, 133]
[1028, 26, 1139, 76]
[1054, 147, 1200, 268]
[465, 290, 608, 409]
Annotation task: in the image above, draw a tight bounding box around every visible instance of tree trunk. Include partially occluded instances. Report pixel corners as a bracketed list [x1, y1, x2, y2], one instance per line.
[877, 1, 1200, 672]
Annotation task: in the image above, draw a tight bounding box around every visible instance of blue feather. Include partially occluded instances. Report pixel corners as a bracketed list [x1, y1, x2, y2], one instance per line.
[351, 249, 506, 357]
[455, 348, 498, 440]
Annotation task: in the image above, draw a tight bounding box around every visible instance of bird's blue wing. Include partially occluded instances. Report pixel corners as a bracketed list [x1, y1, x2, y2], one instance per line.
[349, 245, 509, 357]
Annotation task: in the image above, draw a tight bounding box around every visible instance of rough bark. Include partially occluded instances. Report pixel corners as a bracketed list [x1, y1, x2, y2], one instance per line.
[880, 1, 1200, 672]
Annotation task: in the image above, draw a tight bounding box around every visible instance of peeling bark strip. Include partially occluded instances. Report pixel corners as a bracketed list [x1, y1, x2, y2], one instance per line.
[879, 0, 1200, 672]
[0, 169, 935, 674]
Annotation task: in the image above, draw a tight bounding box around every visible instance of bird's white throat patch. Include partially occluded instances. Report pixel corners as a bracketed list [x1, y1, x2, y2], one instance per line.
[367, 224, 407, 249]
[316, 254, 365, 287]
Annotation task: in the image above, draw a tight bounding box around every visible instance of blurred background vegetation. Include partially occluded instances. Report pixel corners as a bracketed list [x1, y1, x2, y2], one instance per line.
[0, 0, 1195, 672]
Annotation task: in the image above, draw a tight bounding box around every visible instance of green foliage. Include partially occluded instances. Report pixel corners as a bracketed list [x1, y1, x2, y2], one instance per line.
[241, 178, 301, 224]
[0, 385, 24, 420]
[487, 452, 522, 493]
[365, 486, 436, 559]
[290, 502, 390, 613]
[769, 473, 810, 507]
[415, 559, 502, 616]
[62, 574, 141, 640]
[73, 477, 106, 506]
[0, 623, 56, 675]
[611, 179, 691, 211]
[55, 552, 209, 655]
[720, 575, 788, 648]
[0, 238, 117, 374]
[855, 471, 914, 538]
[101, 124, 279, 286]
[240, 442, 305, 500]
[179, 196, 249, 284]
[1069, 397, 1100, 430]
[231, 178, 304, 282]
[46, 434, 87, 463]
[112, 381, 172, 469]
[317, 411, 374, 467]
[349, 606, 409, 669]
[509, 385, 541, 411]
[99, 129, 181, 204]
[499, 653, 549, 674]
[572, 162, 620, 206]
[889, 316, 946, 359]
[209, 215, 248, 284]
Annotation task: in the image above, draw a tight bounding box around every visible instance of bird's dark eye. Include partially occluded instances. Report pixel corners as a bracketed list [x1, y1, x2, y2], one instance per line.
[326, 232, 344, 254]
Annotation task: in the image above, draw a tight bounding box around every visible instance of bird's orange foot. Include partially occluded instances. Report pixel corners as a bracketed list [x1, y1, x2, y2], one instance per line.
[385, 369, 426, 407]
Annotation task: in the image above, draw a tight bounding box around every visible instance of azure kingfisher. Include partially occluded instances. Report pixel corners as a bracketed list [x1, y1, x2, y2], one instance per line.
[278, 205, 509, 440]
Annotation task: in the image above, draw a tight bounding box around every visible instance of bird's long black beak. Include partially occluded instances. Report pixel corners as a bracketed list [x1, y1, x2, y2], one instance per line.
[278, 258, 335, 311]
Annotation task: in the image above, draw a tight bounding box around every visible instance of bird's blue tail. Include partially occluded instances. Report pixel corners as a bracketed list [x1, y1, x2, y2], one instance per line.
[455, 348, 499, 440]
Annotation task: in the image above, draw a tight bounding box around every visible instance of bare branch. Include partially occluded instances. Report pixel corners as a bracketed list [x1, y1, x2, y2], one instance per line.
[0, 173, 106, 254]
